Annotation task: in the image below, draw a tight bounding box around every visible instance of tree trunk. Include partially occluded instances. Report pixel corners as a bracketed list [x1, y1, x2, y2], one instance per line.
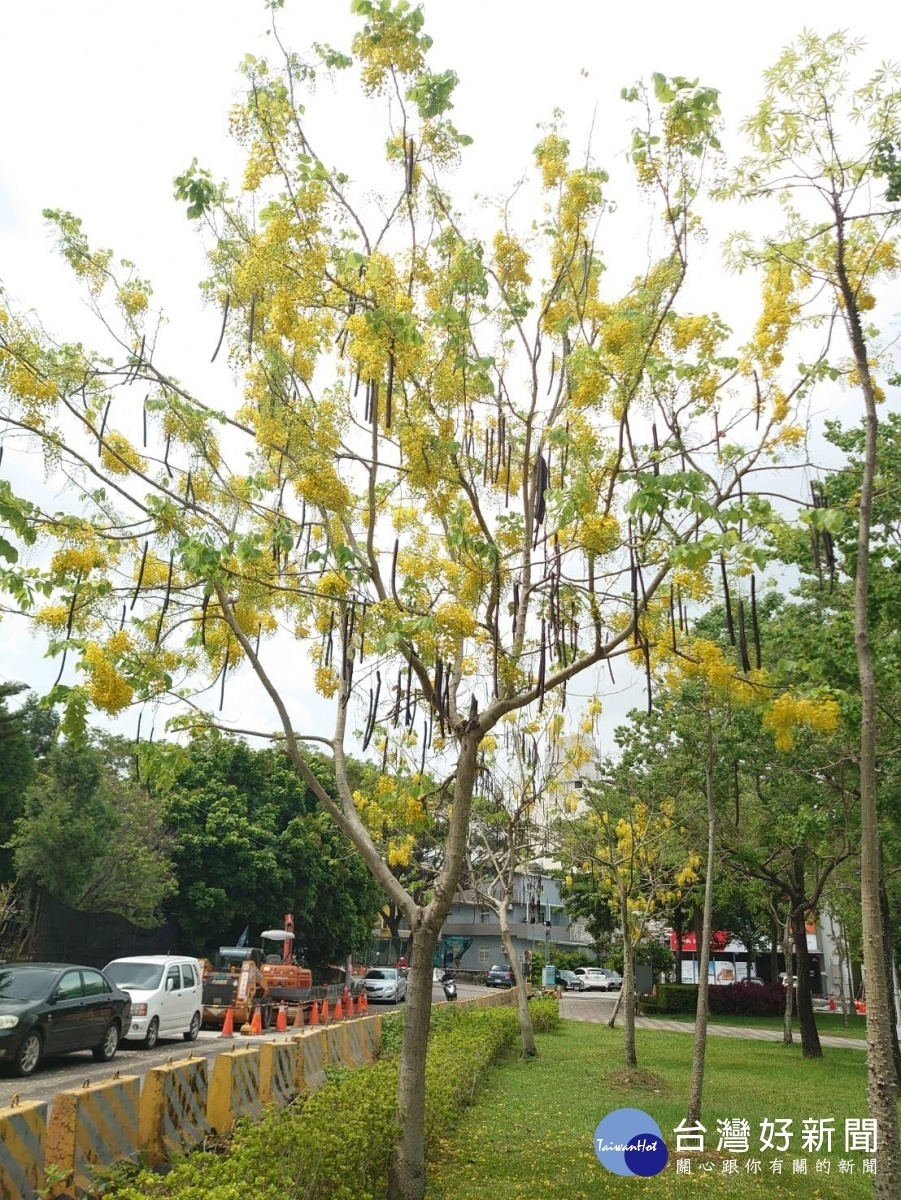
[388, 733, 481, 1200]
[500, 908, 536, 1057]
[770, 914, 780, 987]
[836, 917, 849, 1028]
[687, 730, 716, 1124]
[606, 985, 624, 1029]
[618, 890, 637, 1069]
[674, 906, 684, 984]
[791, 904, 822, 1058]
[836, 218, 901, 1199]
[878, 877, 901, 1087]
[782, 915, 794, 1046]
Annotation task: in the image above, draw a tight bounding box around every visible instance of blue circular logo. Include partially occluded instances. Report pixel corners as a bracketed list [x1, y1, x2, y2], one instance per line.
[594, 1107, 669, 1177]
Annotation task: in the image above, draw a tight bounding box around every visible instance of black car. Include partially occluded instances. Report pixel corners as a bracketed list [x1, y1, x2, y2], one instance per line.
[485, 964, 515, 988]
[0, 962, 131, 1077]
[557, 969, 585, 992]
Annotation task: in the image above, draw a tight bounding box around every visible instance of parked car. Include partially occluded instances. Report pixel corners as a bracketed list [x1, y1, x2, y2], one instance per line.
[601, 970, 623, 990]
[556, 970, 585, 992]
[485, 964, 515, 988]
[104, 956, 203, 1048]
[362, 967, 407, 1004]
[0, 962, 131, 1077]
[574, 967, 610, 991]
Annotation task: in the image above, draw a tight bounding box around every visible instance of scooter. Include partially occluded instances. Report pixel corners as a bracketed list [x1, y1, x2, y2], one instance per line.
[441, 975, 458, 1001]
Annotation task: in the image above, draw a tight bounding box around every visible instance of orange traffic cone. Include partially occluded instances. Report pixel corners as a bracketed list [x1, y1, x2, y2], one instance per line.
[276, 1002, 288, 1033]
[293, 1002, 305, 1029]
[334, 998, 344, 1021]
[321, 998, 331, 1023]
[355, 993, 363, 1016]
[249, 1005, 263, 1036]
[309, 1001, 320, 1026]
[362, 992, 368, 1013]
[220, 1006, 234, 1037]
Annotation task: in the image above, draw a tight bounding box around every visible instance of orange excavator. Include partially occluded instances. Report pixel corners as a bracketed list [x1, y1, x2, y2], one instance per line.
[200, 913, 313, 1030]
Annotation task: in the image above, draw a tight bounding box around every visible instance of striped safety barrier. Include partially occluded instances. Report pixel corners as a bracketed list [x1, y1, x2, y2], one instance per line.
[325, 1022, 349, 1067]
[296, 1027, 328, 1091]
[139, 1055, 211, 1165]
[46, 1075, 140, 1194]
[0, 1100, 46, 1200]
[259, 1040, 299, 1108]
[360, 1013, 382, 1060]
[207, 1048, 262, 1134]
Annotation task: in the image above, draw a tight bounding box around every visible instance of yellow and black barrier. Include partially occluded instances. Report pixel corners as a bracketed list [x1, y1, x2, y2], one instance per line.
[139, 1055, 211, 1165]
[207, 1047, 262, 1134]
[259, 1040, 299, 1108]
[0, 1099, 46, 1200]
[46, 1075, 140, 1194]
[296, 1027, 328, 1091]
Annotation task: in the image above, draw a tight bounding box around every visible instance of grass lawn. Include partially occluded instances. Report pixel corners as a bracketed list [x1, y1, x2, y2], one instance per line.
[425, 1019, 881, 1198]
[641, 1012, 867, 1041]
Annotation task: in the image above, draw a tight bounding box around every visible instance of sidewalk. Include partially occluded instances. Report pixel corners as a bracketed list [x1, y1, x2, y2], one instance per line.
[560, 993, 868, 1050]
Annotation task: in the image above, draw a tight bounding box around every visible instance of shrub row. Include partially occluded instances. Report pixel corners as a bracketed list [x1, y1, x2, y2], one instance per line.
[106, 1005, 520, 1200]
[646, 982, 785, 1017]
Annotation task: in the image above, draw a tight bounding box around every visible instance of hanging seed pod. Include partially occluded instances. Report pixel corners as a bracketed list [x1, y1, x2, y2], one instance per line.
[153, 553, 174, 647]
[391, 538, 403, 609]
[405, 136, 415, 195]
[505, 442, 512, 507]
[532, 453, 548, 542]
[644, 636, 652, 715]
[340, 609, 350, 680]
[670, 585, 678, 652]
[97, 400, 111, 454]
[219, 643, 230, 710]
[720, 555, 736, 645]
[736, 599, 751, 674]
[750, 575, 762, 670]
[163, 436, 173, 478]
[119, 602, 126, 631]
[324, 610, 335, 667]
[442, 672, 450, 724]
[200, 591, 210, 646]
[381, 734, 389, 773]
[362, 671, 382, 751]
[434, 659, 444, 717]
[651, 423, 660, 477]
[420, 722, 427, 774]
[404, 660, 413, 726]
[254, 623, 262, 657]
[130, 542, 149, 609]
[753, 369, 762, 431]
[537, 618, 547, 712]
[606, 656, 616, 686]
[211, 295, 230, 362]
[393, 669, 403, 727]
[512, 580, 520, 642]
[385, 352, 395, 430]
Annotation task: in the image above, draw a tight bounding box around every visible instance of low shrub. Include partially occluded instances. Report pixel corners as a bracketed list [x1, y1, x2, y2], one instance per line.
[654, 984, 699, 1014]
[104, 1006, 519, 1200]
[709, 981, 785, 1017]
[528, 995, 560, 1032]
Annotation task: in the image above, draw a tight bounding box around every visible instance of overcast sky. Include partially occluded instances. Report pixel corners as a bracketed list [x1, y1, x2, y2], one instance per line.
[0, 0, 898, 752]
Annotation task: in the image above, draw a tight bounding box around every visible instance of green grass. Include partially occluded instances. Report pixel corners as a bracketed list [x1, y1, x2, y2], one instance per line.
[642, 1011, 867, 1041]
[425, 1019, 881, 1198]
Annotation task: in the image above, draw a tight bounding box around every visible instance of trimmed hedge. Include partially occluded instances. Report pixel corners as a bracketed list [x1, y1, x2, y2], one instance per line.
[529, 996, 560, 1032]
[649, 981, 786, 1017]
[105, 1005, 519, 1200]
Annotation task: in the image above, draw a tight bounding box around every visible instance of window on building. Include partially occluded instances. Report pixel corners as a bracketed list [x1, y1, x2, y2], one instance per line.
[479, 908, 492, 923]
[478, 947, 490, 964]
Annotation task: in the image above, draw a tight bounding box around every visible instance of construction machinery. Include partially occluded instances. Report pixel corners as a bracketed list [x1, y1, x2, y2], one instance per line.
[200, 914, 313, 1030]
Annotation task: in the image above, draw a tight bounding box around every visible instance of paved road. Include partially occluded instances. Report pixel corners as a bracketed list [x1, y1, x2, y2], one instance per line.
[560, 991, 868, 1050]
[0, 981, 488, 1109]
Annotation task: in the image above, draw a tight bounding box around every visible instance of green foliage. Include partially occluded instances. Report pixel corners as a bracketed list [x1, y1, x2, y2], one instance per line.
[527, 996, 560, 1032]
[104, 1004, 518, 1200]
[0, 683, 35, 883]
[653, 983, 701, 1014]
[8, 732, 175, 924]
[161, 737, 383, 962]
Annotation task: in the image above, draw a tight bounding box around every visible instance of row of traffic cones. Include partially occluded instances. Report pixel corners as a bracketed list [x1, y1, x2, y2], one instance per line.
[217, 992, 369, 1038]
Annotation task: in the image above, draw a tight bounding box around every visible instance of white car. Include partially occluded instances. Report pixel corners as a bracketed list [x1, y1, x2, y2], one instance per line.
[574, 968, 610, 992]
[362, 967, 407, 1004]
[104, 956, 204, 1048]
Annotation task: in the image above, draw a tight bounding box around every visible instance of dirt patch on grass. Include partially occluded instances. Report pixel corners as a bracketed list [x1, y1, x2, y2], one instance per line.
[607, 1067, 668, 1094]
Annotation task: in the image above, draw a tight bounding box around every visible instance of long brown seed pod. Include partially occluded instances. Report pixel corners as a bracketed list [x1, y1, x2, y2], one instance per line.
[130, 542, 149, 609]
[219, 644, 230, 710]
[720, 555, 735, 645]
[211, 295, 230, 362]
[750, 575, 762, 670]
[153, 553, 174, 647]
[736, 599, 751, 674]
[98, 400, 111, 454]
[385, 352, 395, 430]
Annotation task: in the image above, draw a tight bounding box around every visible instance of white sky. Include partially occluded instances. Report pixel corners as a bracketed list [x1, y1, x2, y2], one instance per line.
[0, 0, 898, 751]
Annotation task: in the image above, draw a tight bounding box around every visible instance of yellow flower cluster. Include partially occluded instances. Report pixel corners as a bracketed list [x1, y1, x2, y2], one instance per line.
[753, 259, 796, 374]
[34, 603, 70, 630]
[83, 642, 134, 714]
[50, 545, 107, 578]
[762, 692, 840, 752]
[534, 133, 570, 189]
[353, 12, 426, 94]
[579, 513, 620, 556]
[100, 432, 147, 477]
[135, 552, 172, 589]
[314, 664, 339, 698]
[493, 231, 532, 290]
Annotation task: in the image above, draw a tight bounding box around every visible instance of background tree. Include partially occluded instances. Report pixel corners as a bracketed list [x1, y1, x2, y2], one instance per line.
[724, 32, 901, 1191]
[0, 682, 35, 884]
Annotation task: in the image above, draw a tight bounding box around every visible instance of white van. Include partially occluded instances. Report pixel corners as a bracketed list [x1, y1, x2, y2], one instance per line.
[103, 956, 204, 1048]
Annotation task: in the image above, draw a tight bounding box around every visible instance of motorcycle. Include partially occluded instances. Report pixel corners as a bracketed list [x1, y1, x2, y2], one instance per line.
[441, 974, 458, 1001]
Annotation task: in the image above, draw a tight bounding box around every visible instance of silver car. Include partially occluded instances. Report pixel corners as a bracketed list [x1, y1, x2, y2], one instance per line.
[362, 967, 407, 1004]
[574, 967, 610, 991]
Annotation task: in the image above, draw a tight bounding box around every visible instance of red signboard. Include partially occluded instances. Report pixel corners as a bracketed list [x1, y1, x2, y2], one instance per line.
[670, 930, 730, 953]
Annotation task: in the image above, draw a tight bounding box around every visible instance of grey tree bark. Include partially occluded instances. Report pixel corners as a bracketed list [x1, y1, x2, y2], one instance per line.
[499, 905, 536, 1057]
[687, 728, 716, 1123]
